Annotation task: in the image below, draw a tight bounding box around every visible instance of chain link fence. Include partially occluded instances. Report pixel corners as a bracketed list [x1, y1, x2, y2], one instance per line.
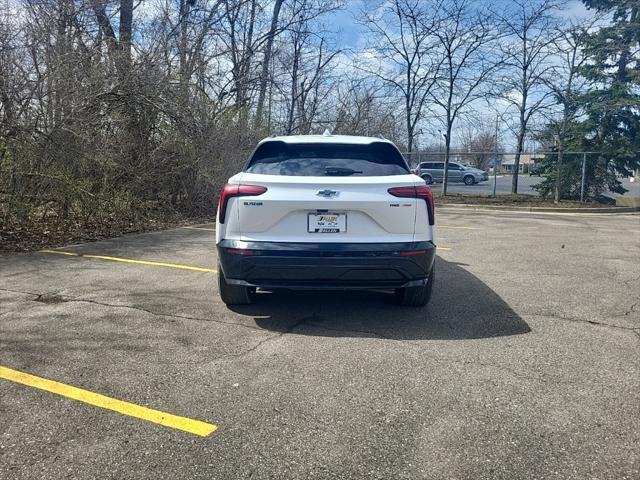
[402, 151, 639, 201]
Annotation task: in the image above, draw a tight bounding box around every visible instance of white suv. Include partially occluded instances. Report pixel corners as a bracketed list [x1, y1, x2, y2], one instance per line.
[216, 134, 437, 306]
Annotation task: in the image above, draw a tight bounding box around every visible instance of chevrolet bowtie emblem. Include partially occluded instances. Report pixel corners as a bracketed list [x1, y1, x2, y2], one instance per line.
[317, 189, 339, 198]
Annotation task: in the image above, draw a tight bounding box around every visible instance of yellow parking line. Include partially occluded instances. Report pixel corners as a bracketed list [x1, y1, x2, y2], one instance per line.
[0, 365, 217, 437]
[182, 226, 216, 232]
[438, 246, 452, 251]
[438, 225, 478, 230]
[40, 249, 81, 257]
[40, 249, 79, 256]
[39, 250, 216, 273]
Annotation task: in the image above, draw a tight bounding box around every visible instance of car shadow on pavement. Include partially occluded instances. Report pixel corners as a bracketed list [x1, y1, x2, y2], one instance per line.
[230, 257, 530, 340]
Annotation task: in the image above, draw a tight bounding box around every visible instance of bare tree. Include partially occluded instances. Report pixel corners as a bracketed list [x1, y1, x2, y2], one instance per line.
[276, 0, 341, 134]
[221, 0, 259, 126]
[460, 117, 502, 171]
[333, 79, 400, 140]
[255, 0, 284, 129]
[359, 0, 442, 152]
[429, 0, 502, 195]
[492, 0, 560, 193]
[544, 21, 591, 202]
[90, 0, 134, 75]
[150, 0, 225, 127]
[171, 1, 225, 101]
[0, 5, 25, 137]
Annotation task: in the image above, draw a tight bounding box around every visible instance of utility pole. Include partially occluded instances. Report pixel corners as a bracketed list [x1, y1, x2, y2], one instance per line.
[493, 113, 499, 198]
[440, 131, 448, 196]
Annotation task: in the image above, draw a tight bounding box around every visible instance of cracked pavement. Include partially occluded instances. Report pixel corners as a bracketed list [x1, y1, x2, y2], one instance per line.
[1, 210, 639, 479]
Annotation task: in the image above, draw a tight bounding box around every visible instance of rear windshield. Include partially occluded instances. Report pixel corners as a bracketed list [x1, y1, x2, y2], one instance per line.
[244, 141, 410, 176]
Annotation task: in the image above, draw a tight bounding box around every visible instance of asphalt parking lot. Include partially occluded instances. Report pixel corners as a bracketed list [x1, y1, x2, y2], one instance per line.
[1, 210, 639, 480]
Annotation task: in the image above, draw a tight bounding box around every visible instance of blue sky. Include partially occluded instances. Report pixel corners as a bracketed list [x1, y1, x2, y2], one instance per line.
[329, 0, 593, 50]
[330, 3, 366, 49]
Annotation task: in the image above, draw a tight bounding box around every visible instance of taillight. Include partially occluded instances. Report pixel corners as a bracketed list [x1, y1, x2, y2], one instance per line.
[387, 186, 416, 197]
[388, 185, 435, 225]
[218, 184, 267, 223]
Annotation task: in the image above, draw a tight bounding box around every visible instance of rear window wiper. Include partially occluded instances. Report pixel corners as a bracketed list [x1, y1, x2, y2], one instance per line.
[324, 166, 363, 176]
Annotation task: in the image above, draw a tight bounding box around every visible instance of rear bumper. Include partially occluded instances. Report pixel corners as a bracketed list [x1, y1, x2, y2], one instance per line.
[217, 240, 436, 289]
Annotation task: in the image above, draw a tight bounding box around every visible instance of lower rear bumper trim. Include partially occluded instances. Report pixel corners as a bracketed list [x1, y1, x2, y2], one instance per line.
[217, 240, 436, 289]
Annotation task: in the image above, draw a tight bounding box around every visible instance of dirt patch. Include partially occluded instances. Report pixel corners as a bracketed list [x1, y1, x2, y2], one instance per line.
[0, 212, 214, 253]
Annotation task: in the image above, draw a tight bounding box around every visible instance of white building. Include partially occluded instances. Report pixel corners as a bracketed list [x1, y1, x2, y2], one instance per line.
[500, 154, 545, 174]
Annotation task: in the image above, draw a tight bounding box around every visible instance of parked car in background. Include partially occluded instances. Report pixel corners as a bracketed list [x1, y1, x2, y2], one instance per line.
[529, 164, 545, 176]
[414, 161, 489, 185]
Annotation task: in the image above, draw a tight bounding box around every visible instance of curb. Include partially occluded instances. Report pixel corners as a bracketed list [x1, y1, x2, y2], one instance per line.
[435, 203, 640, 214]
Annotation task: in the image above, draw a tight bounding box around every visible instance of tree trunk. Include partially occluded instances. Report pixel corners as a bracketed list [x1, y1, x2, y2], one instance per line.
[242, 0, 256, 125]
[90, 0, 132, 77]
[512, 112, 526, 194]
[405, 95, 413, 153]
[90, 0, 118, 57]
[441, 125, 451, 196]
[441, 80, 454, 196]
[255, 0, 283, 130]
[287, 45, 300, 134]
[118, 0, 133, 72]
[178, 0, 190, 101]
[554, 142, 563, 203]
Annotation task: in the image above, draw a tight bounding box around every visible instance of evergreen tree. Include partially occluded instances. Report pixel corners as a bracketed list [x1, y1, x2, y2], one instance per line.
[537, 1, 639, 200]
[575, 0, 639, 197]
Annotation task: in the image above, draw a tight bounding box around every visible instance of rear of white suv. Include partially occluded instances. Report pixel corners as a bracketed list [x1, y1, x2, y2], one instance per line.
[216, 134, 437, 306]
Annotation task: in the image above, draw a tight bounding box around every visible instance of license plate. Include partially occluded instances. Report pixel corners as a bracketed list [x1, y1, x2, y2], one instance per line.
[308, 212, 346, 233]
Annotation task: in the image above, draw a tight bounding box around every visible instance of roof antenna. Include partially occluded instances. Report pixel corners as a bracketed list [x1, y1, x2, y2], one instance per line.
[323, 128, 332, 136]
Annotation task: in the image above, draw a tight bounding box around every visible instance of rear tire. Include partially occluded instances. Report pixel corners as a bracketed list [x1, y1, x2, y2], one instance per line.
[422, 174, 433, 185]
[218, 267, 252, 305]
[395, 269, 434, 306]
[463, 175, 475, 186]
